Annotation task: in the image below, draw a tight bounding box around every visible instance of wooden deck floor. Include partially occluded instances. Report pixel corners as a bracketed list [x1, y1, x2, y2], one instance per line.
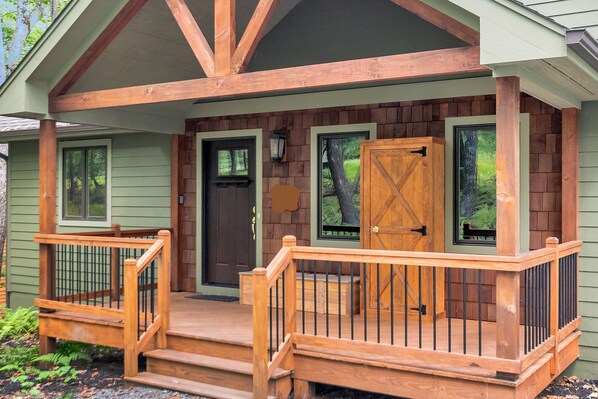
[168, 292, 511, 359]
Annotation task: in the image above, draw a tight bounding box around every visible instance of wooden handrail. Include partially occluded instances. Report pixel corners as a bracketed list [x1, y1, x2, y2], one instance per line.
[34, 234, 156, 249]
[136, 239, 165, 272]
[265, 247, 292, 289]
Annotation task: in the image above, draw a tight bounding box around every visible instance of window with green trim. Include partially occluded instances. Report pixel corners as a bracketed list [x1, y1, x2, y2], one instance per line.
[62, 145, 108, 221]
[454, 124, 497, 246]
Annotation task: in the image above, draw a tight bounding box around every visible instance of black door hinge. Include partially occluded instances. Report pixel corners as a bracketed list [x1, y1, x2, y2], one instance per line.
[411, 146, 427, 157]
[411, 225, 427, 236]
[410, 305, 427, 315]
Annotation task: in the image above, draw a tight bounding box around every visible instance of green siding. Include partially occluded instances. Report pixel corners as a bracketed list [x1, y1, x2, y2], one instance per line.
[569, 100, 598, 378]
[7, 132, 171, 307]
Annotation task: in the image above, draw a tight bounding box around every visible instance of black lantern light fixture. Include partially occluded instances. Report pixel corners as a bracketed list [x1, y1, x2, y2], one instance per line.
[270, 130, 287, 162]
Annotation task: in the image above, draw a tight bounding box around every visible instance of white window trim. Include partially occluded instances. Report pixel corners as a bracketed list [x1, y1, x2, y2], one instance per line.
[58, 139, 112, 228]
[310, 123, 377, 249]
[445, 115, 530, 255]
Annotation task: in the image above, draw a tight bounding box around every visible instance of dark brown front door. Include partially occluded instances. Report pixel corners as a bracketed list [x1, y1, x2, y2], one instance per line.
[203, 138, 256, 287]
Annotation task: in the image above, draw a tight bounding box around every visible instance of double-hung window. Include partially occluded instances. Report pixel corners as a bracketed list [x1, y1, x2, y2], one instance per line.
[60, 140, 111, 226]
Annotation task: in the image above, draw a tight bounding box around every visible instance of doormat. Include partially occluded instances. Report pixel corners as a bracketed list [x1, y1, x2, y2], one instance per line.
[185, 294, 239, 302]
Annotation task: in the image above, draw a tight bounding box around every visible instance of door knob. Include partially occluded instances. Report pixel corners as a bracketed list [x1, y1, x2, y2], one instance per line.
[371, 226, 379, 233]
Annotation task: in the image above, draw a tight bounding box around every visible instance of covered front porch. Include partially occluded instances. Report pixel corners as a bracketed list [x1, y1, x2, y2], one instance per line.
[33, 229, 582, 398]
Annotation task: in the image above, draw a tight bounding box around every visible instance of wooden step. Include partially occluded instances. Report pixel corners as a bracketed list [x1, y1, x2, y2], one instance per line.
[126, 372, 275, 399]
[166, 330, 253, 361]
[144, 349, 292, 396]
[145, 349, 291, 379]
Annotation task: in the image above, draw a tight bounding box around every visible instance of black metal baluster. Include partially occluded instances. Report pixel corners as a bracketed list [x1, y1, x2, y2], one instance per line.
[276, 276, 280, 351]
[534, 266, 539, 349]
[433, 266, 436, 351]
[524, 269, 528, 354]
[77, 246, 81, 304]
[363, 263, 367, 342]
[69, 245, 74, 303]
[390, 264, 394, 346]
[269, 287, 273, 359]
[463, 268, 466, 354]
[350, 262, 354, 340]
[326, 261, 329, 337]
[301, 259, 305, 334]
[404, 265, 408, 347]
[478, 269, 482, 356]
[282, 271, 286, 337]
[448, 267, 452, 352]
[338, 262, 342, 339]
[151, 260, 155, 323]
[418, 266, 422, 349]
[558, 258, 563, 329]
[56, 245, 60, 300]
[314, 261, 317, 336]
[377, 263, 381, 344]
[84, 246, 89, 305]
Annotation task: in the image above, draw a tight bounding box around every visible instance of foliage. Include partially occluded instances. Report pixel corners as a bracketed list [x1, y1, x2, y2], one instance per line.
[0, 338, 93, 395]
[1, 0, 71, 84]
[0, 306, 38, 340]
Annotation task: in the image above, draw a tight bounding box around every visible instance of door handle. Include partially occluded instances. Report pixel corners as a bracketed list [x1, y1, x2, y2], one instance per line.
[251, 206, 256, 240]
[371, 226, 379, 234]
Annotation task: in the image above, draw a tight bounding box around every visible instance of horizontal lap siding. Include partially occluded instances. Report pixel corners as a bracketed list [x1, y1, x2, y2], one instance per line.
[574, 100, 598, 377]
[7, 133, 171, 307]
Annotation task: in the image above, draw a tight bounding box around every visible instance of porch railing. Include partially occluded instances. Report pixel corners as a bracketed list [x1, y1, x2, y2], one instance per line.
[33, 228, 171, 378]
[252, 236, 582, 398]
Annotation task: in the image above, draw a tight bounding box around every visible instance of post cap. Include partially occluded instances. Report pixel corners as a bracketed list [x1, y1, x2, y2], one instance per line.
[546, 237, 559, 246]
[282, 235, 297, 247]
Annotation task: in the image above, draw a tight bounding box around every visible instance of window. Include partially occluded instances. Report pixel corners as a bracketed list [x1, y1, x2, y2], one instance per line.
[310, 123, 377, 248]
[217, 148, 249, 176]
[59, 140, 111, 226]
[454, 124, 497, 246]
[444, 115, 529, 255]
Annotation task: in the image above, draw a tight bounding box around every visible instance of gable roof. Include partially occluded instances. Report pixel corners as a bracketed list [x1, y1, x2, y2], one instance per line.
[516, 0, 598, 38]
[0, 0, 596, 135]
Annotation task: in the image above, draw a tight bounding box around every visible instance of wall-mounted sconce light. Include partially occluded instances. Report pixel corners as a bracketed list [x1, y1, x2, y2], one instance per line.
[270, 130, 287, 162]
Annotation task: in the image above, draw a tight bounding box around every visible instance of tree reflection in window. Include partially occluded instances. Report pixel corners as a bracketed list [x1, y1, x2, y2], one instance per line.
[454, 124, 497, 245]
[318, 132, 368, 240]
[63, 146, 107, 220]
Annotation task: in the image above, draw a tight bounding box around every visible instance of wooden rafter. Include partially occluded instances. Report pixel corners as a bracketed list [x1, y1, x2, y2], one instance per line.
[165, 0, 215, 77]
[232, 0, 280, 74]
[49, 0, 148, 97]
[50, 46, 487, 112]
[214, 0, 236, 75]
[389, 0, 479, 45]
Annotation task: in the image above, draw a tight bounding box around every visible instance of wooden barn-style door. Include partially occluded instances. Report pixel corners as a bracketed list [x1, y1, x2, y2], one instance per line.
[360, 137, 445, 318]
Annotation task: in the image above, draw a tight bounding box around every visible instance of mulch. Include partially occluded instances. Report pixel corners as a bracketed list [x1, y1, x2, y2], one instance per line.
[1, 338, 596, 399]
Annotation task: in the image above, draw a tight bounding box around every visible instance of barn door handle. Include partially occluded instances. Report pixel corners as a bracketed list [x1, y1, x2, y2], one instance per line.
[411, 226, 427, 236]
[251, 206, 256, 240]
[371, 226, 379, 234]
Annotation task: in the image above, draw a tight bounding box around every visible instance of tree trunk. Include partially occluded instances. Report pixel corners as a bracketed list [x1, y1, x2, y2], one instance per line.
[459, 130, 478, 219]
[327, 140, 359, 225]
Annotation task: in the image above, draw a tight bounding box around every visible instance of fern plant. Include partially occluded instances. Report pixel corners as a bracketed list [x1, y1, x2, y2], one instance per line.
[0, 307, 39, 340]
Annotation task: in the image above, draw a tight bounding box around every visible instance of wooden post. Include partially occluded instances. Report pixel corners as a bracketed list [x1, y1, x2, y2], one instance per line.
[294, 379, 316, 399]
[495, 77, 521, 372]
[157, 230, 171, 349]
[39, 120, 57, 356]
[283, 235, 296, 370]
[214, 0, 236, 75]
[252, 267, 268, 399]
[546, 237, 560, 375]
[123, 258, 138, 378]
[110, 224, 121, 301]
[562, 108, 580, 243]
[170, 135, 180, 291]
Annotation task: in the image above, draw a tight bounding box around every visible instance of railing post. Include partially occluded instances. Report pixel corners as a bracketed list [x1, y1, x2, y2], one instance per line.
[546, 237, 560, 375]
[110, 224, 121, 301]
[253, 267, 268, 399]
[123, 258, 139, 378]
[496, 270, 521, 379]
[283, 235, 296, 370]
[157, 230, 171, 349]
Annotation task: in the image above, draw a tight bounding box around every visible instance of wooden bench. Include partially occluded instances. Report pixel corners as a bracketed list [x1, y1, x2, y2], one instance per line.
[239, 272, 360, 315]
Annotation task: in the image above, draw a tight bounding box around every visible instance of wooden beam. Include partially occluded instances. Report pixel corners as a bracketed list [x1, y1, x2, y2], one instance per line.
[562, 108, 580, 242]
[390, 0, 479, 45]
[496, 76, 521, 256]
[214, 0, 236, 75]
[232, 0, 279, 74]
[50, 45, 487, 112]
[165, 0, 215, 77]
[39, 119, 57, 356]
[50, 0, 147, 97]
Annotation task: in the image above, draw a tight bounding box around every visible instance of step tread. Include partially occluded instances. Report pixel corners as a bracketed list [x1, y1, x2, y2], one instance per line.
[145, 349, 291, 379]
[126, 372, 275, 399]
